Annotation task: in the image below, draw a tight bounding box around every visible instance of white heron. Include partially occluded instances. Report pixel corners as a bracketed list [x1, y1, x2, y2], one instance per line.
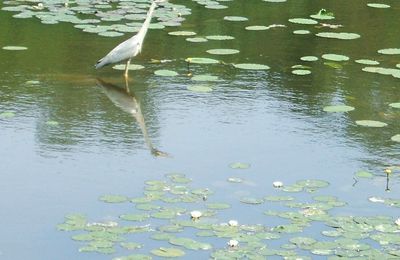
[95, 0, 166, 78]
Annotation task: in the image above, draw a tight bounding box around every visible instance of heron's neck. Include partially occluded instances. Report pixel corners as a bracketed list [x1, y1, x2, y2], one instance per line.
[136, 2, 157, 43]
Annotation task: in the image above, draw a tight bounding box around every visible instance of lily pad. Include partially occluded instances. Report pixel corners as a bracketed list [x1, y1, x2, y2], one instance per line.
[322, 54, 350, 61]
[169, 237, 212, 250]
[355, 120, 387, 127]
[296, 179, 329, 189]
[240, 197, 264, 204]
[292, 69, 311, 75]
[389, 102, 400, 108]
[224, 16, 248, 22]
[206, 49, 240, 55]
[245, 25, 269, 30]
[154, 70, 178, 77]
[391, 134, 400, 142]
[355, 171, 374, 178]
[233, 63, 270, 70]
[378, 48, 400, 55]
[288, 18, 318, 25]
[206, 203, 231, 209]
[191, 75, 219, 81]
[355, 59, 379, 65]
[316, 32, 360, 40]
[186, 37, 208, 43]
[323, 105, 355, 113]
[120, 214, 150, 222]
[229, 162, 250, 169]
[151, 247, 185, 257]
[113, 64, 144, 70]
[205, 35, 234, 40]
[0, 111, 15, 118]
[186, 57, 219, 64]
[2, 46, 28, 50]
[300, 56, 318, 62]
[293, 30, 310, 35]
[187, 85, 213, 93]
[168, 31, 196, 36]
[367, 3, 390, 8]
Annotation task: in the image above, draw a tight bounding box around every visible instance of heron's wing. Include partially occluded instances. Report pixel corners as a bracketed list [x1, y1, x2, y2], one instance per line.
[95, 35, 140, 69]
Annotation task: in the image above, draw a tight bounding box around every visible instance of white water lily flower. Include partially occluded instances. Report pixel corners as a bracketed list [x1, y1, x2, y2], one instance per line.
[395, 218, 400, 226]
[227, 239, 239, 247]
[273, 181, 283, 188]
[190, 210, 202, 219]
[228, 220, 238, 227]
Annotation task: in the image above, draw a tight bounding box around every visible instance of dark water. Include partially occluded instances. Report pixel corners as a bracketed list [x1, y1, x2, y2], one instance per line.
[0, 0, 399, 259]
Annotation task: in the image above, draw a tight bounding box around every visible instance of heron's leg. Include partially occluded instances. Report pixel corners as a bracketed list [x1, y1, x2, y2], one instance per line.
[124, 58, 131, 79]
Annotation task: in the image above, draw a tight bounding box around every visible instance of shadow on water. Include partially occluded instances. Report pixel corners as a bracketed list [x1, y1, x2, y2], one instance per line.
[96, 78, 169, 158]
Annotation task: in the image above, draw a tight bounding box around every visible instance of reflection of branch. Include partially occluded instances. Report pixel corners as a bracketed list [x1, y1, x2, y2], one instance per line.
[96, 78, 170, 158]
[352, 177, 358, 187]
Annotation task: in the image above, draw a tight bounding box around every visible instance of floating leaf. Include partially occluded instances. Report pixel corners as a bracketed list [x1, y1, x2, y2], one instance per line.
[2, 46, 28, 51]
[0, 111, 15, 118]
[355, 171, 374, 178]
[264, 196, 294, 202]
[323, 105, 355, 113]
[224, 16, 248, 22]
[322, 54, 350, 61]
[288, 18, 318, 25]
[245, 25, 269, 30]
[205, 35, 234, 40]
[120, 242, 142, 250]
[316, 32, 360, 40]
[227, 177, 243, 183]
[120, 214, 150, 222]
[293, 30, 310, 35]
[187, 85, 213, 93]
[186, 57, 219, 64]
[300, 56, 318, 62]
[186, 37, 208, 43]
[233, 63, 270, 70]
[206, 49, 239, 55]
[229, 162, 250, 169]
[46, 120, 59, 126]
[100, 195, 128, 203]
[151, 247, 185, 257]
[355, 120, 387, 127]
[113, 254, 151, 260]
[292, 69, 311, 75]
[296, 179, 329, 189]
[367, 3, 390, 8]
[206, 203, 231, 209]
[168, 31, 196, 36]
[113, 64, 144, 71]
[391, 134, 400, 142]
[191, 75, 219, 81]
[169, 237, 212, 250]
[154, 70, 178, 77]
[240, 197, 264, 204]
[389, 102, 400, 108]
[378, 48, 400, 55]
[355, 59, 379, 65]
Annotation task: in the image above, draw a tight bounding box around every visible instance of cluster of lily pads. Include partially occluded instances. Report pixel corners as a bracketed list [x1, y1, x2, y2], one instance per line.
[2, 0, 190, 37]
[58, 171, 400, 259]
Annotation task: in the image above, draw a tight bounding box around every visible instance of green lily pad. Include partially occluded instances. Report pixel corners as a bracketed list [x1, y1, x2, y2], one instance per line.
[292, 69, 311, 75]
[151, 247, 185, 257]
[229, 162, 250, 169]
[355, 171, 374, 178]
[154, 70, 178, 77]
[46, 120, 59, 126]
[98, 31, 124, 37]
[367, 3, 390, 8]
[187, 85, 213, 93]
[233, 63, 270, 70]
[100, 194, 128, 203]
[389, 102, 400, 108]
[240, 197, 264, 204]
[355, 120, 387, 127]
[323, 105, 355, 113]
[293, 30, 310, 35]
[113, 64, 144, 70]
[224, 16, 248, 22]
[186, 37, 208, 43]
[300, 56, 318, 62]
[0, 111, 15, 118]
[288, 18, 318, 25]
[191, 75, 219, 81]
[227, 177, 243, 183]
[316, 32, 360, 40]
[322, 54, 350, 61]
[296, 179, 329, 189]
[186, 57, 219, 64]
[2, 46, 28, 51]
[120, 214, 150, 221]
[205, 35, 234, 40]
[168, 31, 196, 36]
[113, 254, 151, 260]
[355, 59, 379, 65]
[245, 25, 269, 30]
[378, 48, 400, 55]
[169, 237, 212, 250]
[206, 49, 240, 55]
[391, 134, 400, 142]
[264, 196, 294, 202]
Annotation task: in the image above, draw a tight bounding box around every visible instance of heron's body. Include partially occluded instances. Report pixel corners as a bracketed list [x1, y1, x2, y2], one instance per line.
[95, 1, 162, 77]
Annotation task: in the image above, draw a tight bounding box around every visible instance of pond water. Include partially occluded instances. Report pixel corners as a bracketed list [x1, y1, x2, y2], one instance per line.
[0, 0, 399, 259]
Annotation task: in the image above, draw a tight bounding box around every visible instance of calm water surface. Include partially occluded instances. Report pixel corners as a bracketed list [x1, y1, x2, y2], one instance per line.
[0, 0, 399, 259]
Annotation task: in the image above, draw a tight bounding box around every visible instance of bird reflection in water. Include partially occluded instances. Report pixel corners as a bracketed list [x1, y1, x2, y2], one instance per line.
[96, 78, 169, 157]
